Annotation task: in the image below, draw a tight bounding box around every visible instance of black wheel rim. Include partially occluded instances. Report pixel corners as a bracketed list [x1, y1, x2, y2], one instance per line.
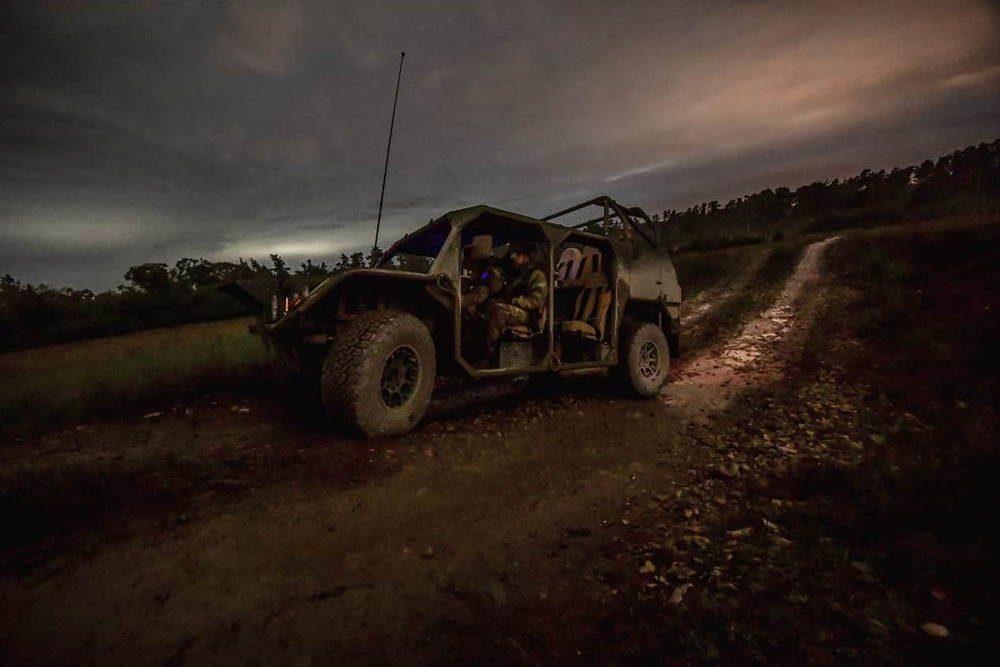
[638, 340, 660, 379]
[381, 345, 420, 408]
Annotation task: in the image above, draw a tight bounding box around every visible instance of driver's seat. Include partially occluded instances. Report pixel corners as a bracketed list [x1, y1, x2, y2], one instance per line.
[502, 305, 547, 340]
[497, 305, 546, 369]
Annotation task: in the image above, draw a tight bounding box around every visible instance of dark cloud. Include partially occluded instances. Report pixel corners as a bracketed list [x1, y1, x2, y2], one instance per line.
[1, 0, 998, 288]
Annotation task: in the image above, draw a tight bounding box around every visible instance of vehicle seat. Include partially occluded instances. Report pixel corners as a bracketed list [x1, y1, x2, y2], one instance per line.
[561, 246, 602, 288]
[558, 245, 610, 340]
[504, 325, 533, 340]
[502, 304, 547, 341]
[559, 270, 611, 340]
[556, 247, 581, 285]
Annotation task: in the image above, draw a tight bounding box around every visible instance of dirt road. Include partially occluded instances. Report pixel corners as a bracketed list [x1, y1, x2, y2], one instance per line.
[0, 239, 838, 664]
[666, 236, 839, 413]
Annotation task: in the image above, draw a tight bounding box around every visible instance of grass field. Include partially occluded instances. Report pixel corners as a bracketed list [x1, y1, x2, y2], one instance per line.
[672, 242, 771, 301]
[0, 317, 273, 438]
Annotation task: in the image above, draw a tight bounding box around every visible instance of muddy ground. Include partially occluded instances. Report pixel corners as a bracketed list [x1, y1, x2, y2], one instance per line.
[1, 232, 995, 665]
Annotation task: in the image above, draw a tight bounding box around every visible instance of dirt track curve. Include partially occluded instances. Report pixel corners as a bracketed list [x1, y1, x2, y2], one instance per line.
[0, 237, 839, 665]
[666, 236, 839, 414]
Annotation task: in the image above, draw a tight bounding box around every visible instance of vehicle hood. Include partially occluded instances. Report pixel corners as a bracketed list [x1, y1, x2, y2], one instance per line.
[270, 268, 439, 330]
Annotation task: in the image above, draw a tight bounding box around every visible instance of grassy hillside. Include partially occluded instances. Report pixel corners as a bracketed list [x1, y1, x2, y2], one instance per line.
[0, 317, 273, 438]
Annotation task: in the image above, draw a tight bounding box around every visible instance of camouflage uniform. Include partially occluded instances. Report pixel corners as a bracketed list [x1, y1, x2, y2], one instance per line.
[486, 266, 547, 351]
[462, 267, 504, 318]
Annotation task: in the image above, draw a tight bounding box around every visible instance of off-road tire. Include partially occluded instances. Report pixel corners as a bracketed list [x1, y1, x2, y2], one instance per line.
[617, 320, 670, 397]
[321, 310, 436, 438]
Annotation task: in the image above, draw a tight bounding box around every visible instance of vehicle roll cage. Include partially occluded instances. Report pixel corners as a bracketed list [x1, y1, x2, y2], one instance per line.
[542, 195, 659, 249]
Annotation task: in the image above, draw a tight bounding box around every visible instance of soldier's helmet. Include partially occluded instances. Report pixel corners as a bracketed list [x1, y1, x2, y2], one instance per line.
[507, 241, 542, 265]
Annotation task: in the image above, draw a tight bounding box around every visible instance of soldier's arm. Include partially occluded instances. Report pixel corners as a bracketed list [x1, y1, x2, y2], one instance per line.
[464, 284, 489, 311]
[485, 267, 504, 294]
[512, 269, 548, 312]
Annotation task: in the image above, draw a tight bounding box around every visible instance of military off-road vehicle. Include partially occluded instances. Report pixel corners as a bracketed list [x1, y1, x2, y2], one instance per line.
[226, 196, 681, 438]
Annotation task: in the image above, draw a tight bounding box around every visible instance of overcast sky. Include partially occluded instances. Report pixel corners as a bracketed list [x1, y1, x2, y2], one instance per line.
[1, 0, 998, 289]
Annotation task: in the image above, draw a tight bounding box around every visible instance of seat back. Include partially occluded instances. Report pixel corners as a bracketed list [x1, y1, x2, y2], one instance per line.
[556, 247, 581, 284]
[560, 246, 601, 287]
[592, 287, 612, 338]
[556, 245, 611, 339]
[570, 270, 611, 336]
[577, 247, 602, 282]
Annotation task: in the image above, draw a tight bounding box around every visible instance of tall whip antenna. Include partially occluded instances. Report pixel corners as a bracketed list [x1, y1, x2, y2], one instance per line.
[373, 51, 405, 253]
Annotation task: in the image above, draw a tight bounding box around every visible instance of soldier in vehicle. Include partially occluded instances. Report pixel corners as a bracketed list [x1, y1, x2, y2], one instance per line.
[484, 242, 548, 359]
[460, 235, 503, 322]
[462, 266, 504, 318]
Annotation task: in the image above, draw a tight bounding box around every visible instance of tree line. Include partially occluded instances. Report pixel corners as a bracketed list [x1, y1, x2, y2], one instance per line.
[2, 138, 997, 351]
[0, 249, 384, 352]
[655, 138, 1000, 251]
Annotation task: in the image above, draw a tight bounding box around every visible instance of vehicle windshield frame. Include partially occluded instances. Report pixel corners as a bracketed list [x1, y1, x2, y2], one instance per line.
[378, 218, 454, 273]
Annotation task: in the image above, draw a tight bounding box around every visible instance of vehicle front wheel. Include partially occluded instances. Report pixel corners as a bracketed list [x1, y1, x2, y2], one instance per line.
[321, 310, 436, 438]
[617, 321, 670, 397]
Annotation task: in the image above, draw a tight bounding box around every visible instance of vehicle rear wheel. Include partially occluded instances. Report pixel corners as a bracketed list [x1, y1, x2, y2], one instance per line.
[321, 310, 436, 438]
[617, 320, 670, 397]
